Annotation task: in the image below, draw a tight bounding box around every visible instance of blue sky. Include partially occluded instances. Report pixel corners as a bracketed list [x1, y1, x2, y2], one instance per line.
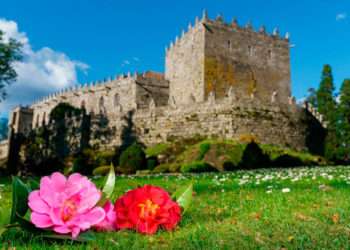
[0, 0, 349, 116]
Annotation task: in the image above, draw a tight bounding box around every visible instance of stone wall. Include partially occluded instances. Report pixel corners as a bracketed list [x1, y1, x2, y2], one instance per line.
[70, 95, 315, 153]
[123, 98, 309, 151]
[165, 18, 206, 105]
[27, 72, 168, 131]
[0, 140, 8, 161]
[165, 13, 291, 106]
[135, 73, 169, 109]
[204, 19, 291, 105]
[9, 107, 33, 135]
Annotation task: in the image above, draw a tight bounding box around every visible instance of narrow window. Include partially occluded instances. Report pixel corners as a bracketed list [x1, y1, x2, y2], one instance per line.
[248, 46, 253, 56]
[268, 50, 272, 59]
[114, 93, 120, 107]
[99, 96, 105, 114]
[81, 100, 86, 109]
[36, 114, 40, 128]
[227, 40, 231, 50]
[43, 112, 46, 125]
[12, 112, 17, 125]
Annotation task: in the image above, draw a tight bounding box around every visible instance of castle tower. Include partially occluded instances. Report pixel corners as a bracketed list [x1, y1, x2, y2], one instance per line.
[8, 106, 34, 136]
[165, 13, 291, 105]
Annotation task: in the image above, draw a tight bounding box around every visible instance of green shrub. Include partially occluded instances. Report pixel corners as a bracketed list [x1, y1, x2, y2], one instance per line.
[152, 164, 172, 173]
[145, 143, 170, 157]
[95, 150, 116, 166]
[146, 156, 158, 170]
[50, 102, 82, 122]
[239, 142, 270, 169]
[223, 161, 237, 171]
[180, 161, 217, 173]
[72, 149, 95, 175]
[119, 143, 146, 174]
[92, 165, 111, 176]
[197, 142, 211, 160]
[272, 154, 304, 167]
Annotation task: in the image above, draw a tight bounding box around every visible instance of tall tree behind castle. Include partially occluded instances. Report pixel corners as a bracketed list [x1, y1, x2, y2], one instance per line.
[316, 65, 337, 122]
[316, 65, 338, 160]
[0, 29, 22, 103]
[338, 79, 350, 161]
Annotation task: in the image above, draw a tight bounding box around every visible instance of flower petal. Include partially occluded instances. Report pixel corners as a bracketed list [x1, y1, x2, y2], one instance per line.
[53, 225, 71, 234]
[50, 172, 67, 192]
[82, 207, 105, 226]
[31, 212, 53, 228]
[28, 191, 50, 214]
[49, 207, 64, 226]
[71, 227, 81, 239]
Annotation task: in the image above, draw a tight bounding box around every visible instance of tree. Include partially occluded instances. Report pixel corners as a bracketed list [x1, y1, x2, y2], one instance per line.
[337, 79, 350, 162]
[316, 65, 337, 122]
[306, 87, 317, 107]
[316, 65, 338, 160]
[0, 30, 22, 102]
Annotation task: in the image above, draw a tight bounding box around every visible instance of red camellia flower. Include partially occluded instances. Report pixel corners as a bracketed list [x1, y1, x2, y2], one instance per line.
[114, 185, 181, 234]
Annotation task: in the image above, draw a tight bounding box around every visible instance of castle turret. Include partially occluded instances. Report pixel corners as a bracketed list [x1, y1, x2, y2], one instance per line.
[165, 11, 291, 106]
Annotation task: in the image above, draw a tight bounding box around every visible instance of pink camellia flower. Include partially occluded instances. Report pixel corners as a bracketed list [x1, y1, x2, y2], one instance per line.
[94, 201, 117, 231]
[28, 172, 105, 238]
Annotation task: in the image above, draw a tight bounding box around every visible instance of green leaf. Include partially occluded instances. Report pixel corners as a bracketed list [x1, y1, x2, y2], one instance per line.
[16, 213, 41, 233]
[102, 164, 115, 200]
[172, 183, 193, 214]
[27, 178, 39, 192]
[41, 231, 96, 242]
[0, 206, 11, 227]
[10, 177, 30, 223]
[0, 226, 7, 237]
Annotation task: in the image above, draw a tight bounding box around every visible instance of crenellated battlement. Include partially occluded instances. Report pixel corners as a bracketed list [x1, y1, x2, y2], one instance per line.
[166, 10, 290, 56]
[31, 71, 154, 108]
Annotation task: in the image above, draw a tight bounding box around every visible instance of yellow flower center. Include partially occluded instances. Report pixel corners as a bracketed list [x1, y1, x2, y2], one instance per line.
[138, 199, 159, 219]
[61, 199, 77, 222]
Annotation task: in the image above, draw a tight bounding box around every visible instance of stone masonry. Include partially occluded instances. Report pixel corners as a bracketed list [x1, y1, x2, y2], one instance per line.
[2, 11, 326, 160]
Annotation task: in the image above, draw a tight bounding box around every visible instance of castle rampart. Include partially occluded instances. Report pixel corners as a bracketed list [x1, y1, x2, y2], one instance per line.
[2, 11, 325, 164]
[29, 71, 169, 129]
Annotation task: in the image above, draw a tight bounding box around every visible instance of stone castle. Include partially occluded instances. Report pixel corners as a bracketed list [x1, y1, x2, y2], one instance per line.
[0, 11, 326, 162]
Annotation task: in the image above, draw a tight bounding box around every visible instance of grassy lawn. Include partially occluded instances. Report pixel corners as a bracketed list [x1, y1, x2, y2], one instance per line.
[2, 166, 350, 249]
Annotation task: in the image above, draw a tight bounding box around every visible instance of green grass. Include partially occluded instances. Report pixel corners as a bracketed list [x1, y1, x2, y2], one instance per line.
[145, 143, 171, 157]
[2, 166, 350, 249]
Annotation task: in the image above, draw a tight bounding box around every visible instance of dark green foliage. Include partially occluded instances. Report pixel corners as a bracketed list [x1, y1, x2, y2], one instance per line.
[180, 161, 217, 173]
[119, 143, 146, 174]
[95, 150, 116, 166]
[152, 164, 172, 173]
[223, 161, 236, 171]
[306, 88, 317, 107]
[239, 142, 270, 169]
[272, 154, 304, 167]
[315, 65, 339, 161]
[50, 103, 82, 122]
[92, 166, 111, 176]
[0, 30, 22, 102]
[197, 142, 211, 160]
[146, 156, 158, 170]
[316, 65, 337, 122]
[72, 149, 95, 175]
[336, 79, 350, 163]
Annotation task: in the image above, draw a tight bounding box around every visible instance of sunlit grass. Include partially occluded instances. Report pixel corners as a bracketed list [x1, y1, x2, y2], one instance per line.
[1, 166, 350, 249]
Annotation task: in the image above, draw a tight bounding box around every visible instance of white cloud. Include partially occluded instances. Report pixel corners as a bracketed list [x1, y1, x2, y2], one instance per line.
[0, 18, 89, 116]
[336, 13, 347, 21]
[121, 57, 141, 67]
